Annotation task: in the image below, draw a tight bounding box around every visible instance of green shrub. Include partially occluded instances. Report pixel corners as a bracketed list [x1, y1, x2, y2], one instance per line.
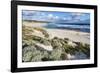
[60, 52, 68, 60]
[41, 51, 50, 61]
[22, 51, 33, 62]
[49, 49, 62, 60]
[74, 42, 90, 58]
[22, 46, 37, 57]
[31, 50, 43, 62]
[32, 35, 50, 45]
[32, 35, 41, 41]
[63, 44, 76, 55]
[51, 37, 62, 49]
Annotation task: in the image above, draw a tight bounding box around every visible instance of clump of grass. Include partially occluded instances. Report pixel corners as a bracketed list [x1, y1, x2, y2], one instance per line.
[32, 35, 41, 41]
[60, 52, 68, 60]
[22, 51, 33, 62]
[49, 48, 62, 60]
[22, 25, 90, 61]
[22, 25, 34, 35]
[32, 35, 51, 45]
[74, 42, 90, 58]
[63, 44, 76, 55]
[34, 27, 49, 38]
[22, 45, 49, 62]
[41, 51, 50, 61]
[51, 37, 62, 49]
[31, 50, 43, 62]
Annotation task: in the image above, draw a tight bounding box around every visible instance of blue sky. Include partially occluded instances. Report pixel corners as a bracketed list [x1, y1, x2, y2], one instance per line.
[22, 10, 90, 23]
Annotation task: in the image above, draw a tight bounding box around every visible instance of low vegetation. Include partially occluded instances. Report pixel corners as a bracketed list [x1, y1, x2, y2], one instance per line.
[22, 25, 90, 62]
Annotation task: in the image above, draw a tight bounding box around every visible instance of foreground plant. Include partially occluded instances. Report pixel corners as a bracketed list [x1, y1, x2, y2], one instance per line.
[22, 25, 90, 62]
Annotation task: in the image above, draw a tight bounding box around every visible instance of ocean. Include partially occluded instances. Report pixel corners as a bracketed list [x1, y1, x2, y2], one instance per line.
[44, 23, 90, 33]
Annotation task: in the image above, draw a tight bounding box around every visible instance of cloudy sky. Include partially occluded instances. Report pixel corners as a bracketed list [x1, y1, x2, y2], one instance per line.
[22, 10, 90, 23]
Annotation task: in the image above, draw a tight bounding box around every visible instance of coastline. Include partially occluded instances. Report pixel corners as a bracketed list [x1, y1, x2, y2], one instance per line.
[22, 21, 90, 61]
[46, 28, 90, 44]
[23, 21, 90, 44]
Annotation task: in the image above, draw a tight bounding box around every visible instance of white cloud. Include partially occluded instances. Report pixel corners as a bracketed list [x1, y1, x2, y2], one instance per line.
[71, 13, 83, 16]
[70, 13, 84, 21]
[23, 11, 36, 16]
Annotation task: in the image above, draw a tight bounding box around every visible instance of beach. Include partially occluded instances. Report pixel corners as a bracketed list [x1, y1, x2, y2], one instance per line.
[23, 21, 90, 44]
[47, 28, 90, 44]
[22, 21, 90, 62]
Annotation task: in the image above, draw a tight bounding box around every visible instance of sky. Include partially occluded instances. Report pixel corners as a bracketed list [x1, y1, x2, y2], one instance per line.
[22, 10, 90, 24]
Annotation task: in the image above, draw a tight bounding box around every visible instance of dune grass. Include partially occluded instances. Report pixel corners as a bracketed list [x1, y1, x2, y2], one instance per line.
[22, 25, 90, 62]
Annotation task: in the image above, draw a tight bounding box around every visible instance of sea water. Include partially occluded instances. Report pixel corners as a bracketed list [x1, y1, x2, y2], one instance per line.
[44, 23, 90, 33]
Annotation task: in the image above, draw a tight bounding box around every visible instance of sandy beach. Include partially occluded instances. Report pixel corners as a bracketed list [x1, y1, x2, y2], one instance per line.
[23, 21, 90, 44]
[46, 28, 90, 44]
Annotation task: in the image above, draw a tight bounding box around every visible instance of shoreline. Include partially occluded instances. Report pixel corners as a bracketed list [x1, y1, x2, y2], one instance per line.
[23, 21, 90, 44]
[46, 28, 90, 44]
